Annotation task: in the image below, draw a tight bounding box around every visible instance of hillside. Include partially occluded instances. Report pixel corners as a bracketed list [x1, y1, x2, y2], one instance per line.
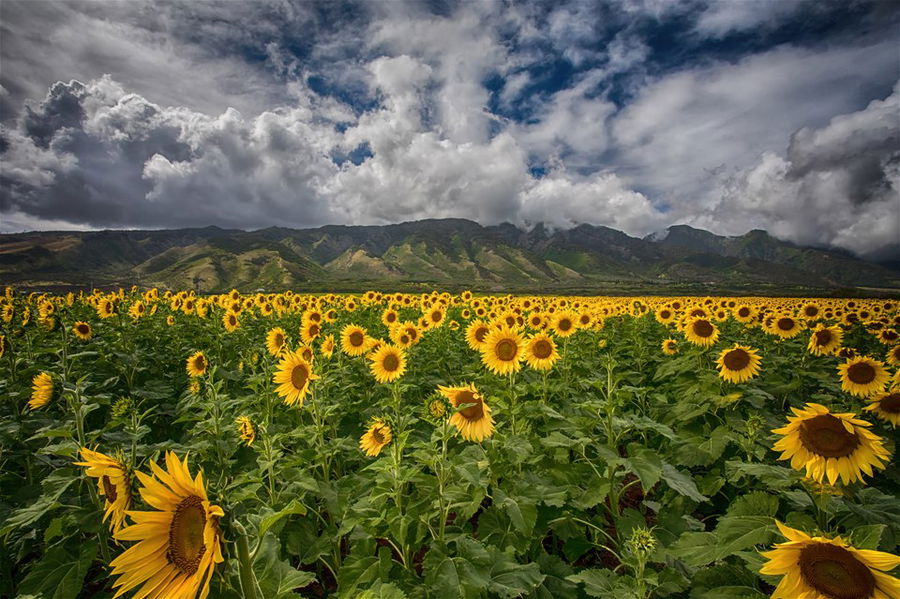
[1, 219, 897, 294]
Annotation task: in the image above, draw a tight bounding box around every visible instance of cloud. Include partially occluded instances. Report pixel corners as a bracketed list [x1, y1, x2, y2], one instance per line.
[1, 0, 899, 259]
[689, 82, 900, 255]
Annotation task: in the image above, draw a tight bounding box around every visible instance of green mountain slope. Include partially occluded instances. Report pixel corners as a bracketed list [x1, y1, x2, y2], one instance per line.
[1, 219, 897, 293]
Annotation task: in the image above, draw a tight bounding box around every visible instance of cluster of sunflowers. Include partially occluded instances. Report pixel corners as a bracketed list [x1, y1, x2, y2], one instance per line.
[3, 286, 900, 599]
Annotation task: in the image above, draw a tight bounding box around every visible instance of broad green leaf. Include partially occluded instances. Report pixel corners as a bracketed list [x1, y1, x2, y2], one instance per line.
[660, 464, 707, 503]
[17, 539, 98, 599]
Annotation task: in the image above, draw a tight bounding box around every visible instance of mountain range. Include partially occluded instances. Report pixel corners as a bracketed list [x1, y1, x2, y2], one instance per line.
[1, 219, 897, 294]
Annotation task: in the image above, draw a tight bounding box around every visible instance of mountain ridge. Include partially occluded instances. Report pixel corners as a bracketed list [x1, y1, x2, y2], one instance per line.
[1, 219, 897, 293]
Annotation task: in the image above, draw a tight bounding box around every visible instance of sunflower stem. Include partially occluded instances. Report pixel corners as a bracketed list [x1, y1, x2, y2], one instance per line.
[234, 521, 259, 599]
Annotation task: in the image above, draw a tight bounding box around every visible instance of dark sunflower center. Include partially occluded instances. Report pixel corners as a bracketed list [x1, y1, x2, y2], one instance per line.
[881, 330, 898, 341]
[814, 330, 833, 346]
[167, 495, 207, 575]
[692, 319, 714, 337]
[799, 415, 861, 458]
[301, 348, 313, 361]
[228, 315, 236, 326]
[723, 349, 751, 371]
[558, 319, 572, 332]
[496, 339, 518, 361]
[309, 324, 319, 337]
[475, 327, 488, 342]
[349, 331, 364, 346]
[193, 356, 206, 371]
[777, 318, 795, 331]
[77, 324, 89, 335]
[455, 391, 483, 420]
[580, 315, 590, 325]
[371, 426, 386, 444]
[291, 364, 309, 390]
[382, 353, 400, 372]
[386, 312, 396, 323]
[798, 542, 875, 599]
[432, 311, 442, 322]
[805, 306, 819, 317]
[274, 334, 284, 347]
[533, 339, 553, 359]
[879, 393, 900, 414]
[738, 307, 750, 317]
[847, 362, 876, 385]
[660, 310, 671, 319]
[101, 475, 118, 502]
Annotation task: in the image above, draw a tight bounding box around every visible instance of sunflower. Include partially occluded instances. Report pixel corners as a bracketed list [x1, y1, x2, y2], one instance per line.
[886, 344, 900, 367]
[661, 338, 678, 356]
[770, 315, 802, 339]
[426, 307, 445, 328]
[524, 333, 560, 371]
[368, 344, 406, 383]
[273, 350, 319, 407]
[265, 327, 288, 356]
[760, 521, 900, 599]
[438, 383, 494, 442]
[465, 320, 492, 351]
[186, 351, 209, 377]
[0, 334, 5, 359]
[654, 307, 676, 325]
[800, 302, 822, 320]
[684, 317, 719, 348]
[837, 356, 889, 397]
[29, 372, 53, 409]
[551, 311, 578, 338]
[166, 315, 175, 326]
[222, 311, 239, 333]
[72, 321, 93, 341]
[733, 305, 756, 323]
[341, 324, 370, 356]
[97, 298, 115, 319]
[235, 415, 255, 446]
[864, 389, 900, 427]
[878, 329, 899, 345]
[128, 301, 146, 319]
[381, 308, 399, 327]
[480, 326, 525, 375]
[110, 452, 224, 599]
[772, 403, 890, 485]
[359, 418, 392, 457]
[320, 334, 335, 358]
[300, 319, 321, 345]
[807, 324, 843, 356]
[716, 344, 762, 383]
[73, 448, 132, 534]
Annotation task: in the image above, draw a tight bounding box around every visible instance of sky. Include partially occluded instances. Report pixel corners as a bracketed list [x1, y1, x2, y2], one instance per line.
[0, 0, 898, 257]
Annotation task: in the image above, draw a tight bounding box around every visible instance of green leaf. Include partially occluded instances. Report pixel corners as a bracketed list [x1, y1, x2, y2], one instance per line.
[660, 464, 707, 503]
[624, 449, 663, 492]
[254, 534, 316, 599]
[692, 587, 766, 599]
[485, 548, 544, 599]
[849, 524, 885, 550]
[17, 539, 98, 599]
[726, 492, 779, 517]
[567, 569, 639, 599]
[357, 581, 408, 599]
[256, 499, 308, 541]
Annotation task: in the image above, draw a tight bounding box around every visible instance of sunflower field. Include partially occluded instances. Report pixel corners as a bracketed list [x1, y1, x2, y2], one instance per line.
[1, 287, 899, 599]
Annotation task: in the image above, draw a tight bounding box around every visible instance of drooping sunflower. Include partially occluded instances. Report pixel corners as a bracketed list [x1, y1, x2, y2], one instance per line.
[716, 344, 762, 383]
[837, 356, 889, 397]
[661, 338, 678, 356]
[807, 324, 843, 356]
[864, 389, 900, 427]
[760, 521, 900, 599]
[465, 320, 492, 351]
[341, 324, 370, 356]
[684, 317, 719, 348]
[265, 327, 288, 356]
[320, 334, 335, 358]
[369, 344, 407, 383]
[29, 372, 53, 409]
[359, 418, 392, 457]
[72, 321, 93, 341]
[480, 326, 525, 375]
[273, 350, 319, 407]
[73, 447, 132, 534]
[524, 333, 560, 371]
[772, 403, 890, 485]
[186, 351, 209, 377]
[235, 415, 256, 446]
[438, 383, 494, 442]
[110, 452, 224, 599]
[222, 311, 239, 333]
